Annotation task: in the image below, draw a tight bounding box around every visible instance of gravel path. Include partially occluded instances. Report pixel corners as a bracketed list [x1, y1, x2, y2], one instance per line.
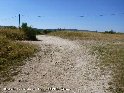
[0, 35, 111, 93]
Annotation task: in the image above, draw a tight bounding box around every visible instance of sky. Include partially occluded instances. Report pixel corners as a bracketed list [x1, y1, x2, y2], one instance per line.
[0, 0, 124, 32]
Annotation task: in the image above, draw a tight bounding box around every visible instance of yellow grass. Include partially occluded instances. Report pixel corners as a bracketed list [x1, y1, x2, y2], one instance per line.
[48, 31, 124, 41]
[0, 28, 26, 40]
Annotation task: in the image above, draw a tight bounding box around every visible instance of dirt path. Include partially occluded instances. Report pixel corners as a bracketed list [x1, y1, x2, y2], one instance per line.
[0, 35, 111, 93]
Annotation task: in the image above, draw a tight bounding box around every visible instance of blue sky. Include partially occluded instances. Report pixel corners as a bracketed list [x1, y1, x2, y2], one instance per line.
[0, 0, 124, 32]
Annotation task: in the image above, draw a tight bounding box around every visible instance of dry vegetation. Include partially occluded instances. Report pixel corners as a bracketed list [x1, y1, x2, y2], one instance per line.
[0, 28, 37, 83]
[0, 28, 26, 40]
[48, 31, 124, 93]
[92, 43, 124, 93]
[48, 31, 124, 41]
[0, 29, 124, 92]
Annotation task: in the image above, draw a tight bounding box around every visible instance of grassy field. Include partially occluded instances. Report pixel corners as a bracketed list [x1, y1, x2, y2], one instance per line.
[48, 31, 124, 93]
[48, 31, 124, 41]
[0, 28, 37, 83]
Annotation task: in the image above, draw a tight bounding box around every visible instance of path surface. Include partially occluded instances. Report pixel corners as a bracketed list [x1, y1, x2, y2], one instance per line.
[0, 35, 111, 93]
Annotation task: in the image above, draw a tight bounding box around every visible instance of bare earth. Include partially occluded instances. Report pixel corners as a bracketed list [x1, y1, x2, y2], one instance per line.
[0, 35, 112, 93]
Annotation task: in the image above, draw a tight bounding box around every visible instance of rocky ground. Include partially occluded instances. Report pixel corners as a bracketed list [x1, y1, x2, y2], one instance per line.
[0, 35, 112, 93]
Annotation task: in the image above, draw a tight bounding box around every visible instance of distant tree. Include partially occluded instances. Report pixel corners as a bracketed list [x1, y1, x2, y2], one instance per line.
[104, 30, 116, 34]
[109, 30, 116, 34]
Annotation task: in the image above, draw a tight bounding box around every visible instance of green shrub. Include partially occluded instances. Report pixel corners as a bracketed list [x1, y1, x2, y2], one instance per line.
[21, 23, 37, 40]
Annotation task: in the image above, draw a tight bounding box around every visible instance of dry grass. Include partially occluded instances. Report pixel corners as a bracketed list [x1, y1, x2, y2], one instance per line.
[92, 43, 124, 93]
[48, 31, 124, 41]
[0, 28, 26, 40]
[0, 29, 38, 83]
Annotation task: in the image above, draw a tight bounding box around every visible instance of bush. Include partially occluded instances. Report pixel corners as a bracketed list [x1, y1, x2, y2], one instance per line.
[43, 30, 52, 34]
[21, 23, 37, 40]
[104, 30, 116, 34]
